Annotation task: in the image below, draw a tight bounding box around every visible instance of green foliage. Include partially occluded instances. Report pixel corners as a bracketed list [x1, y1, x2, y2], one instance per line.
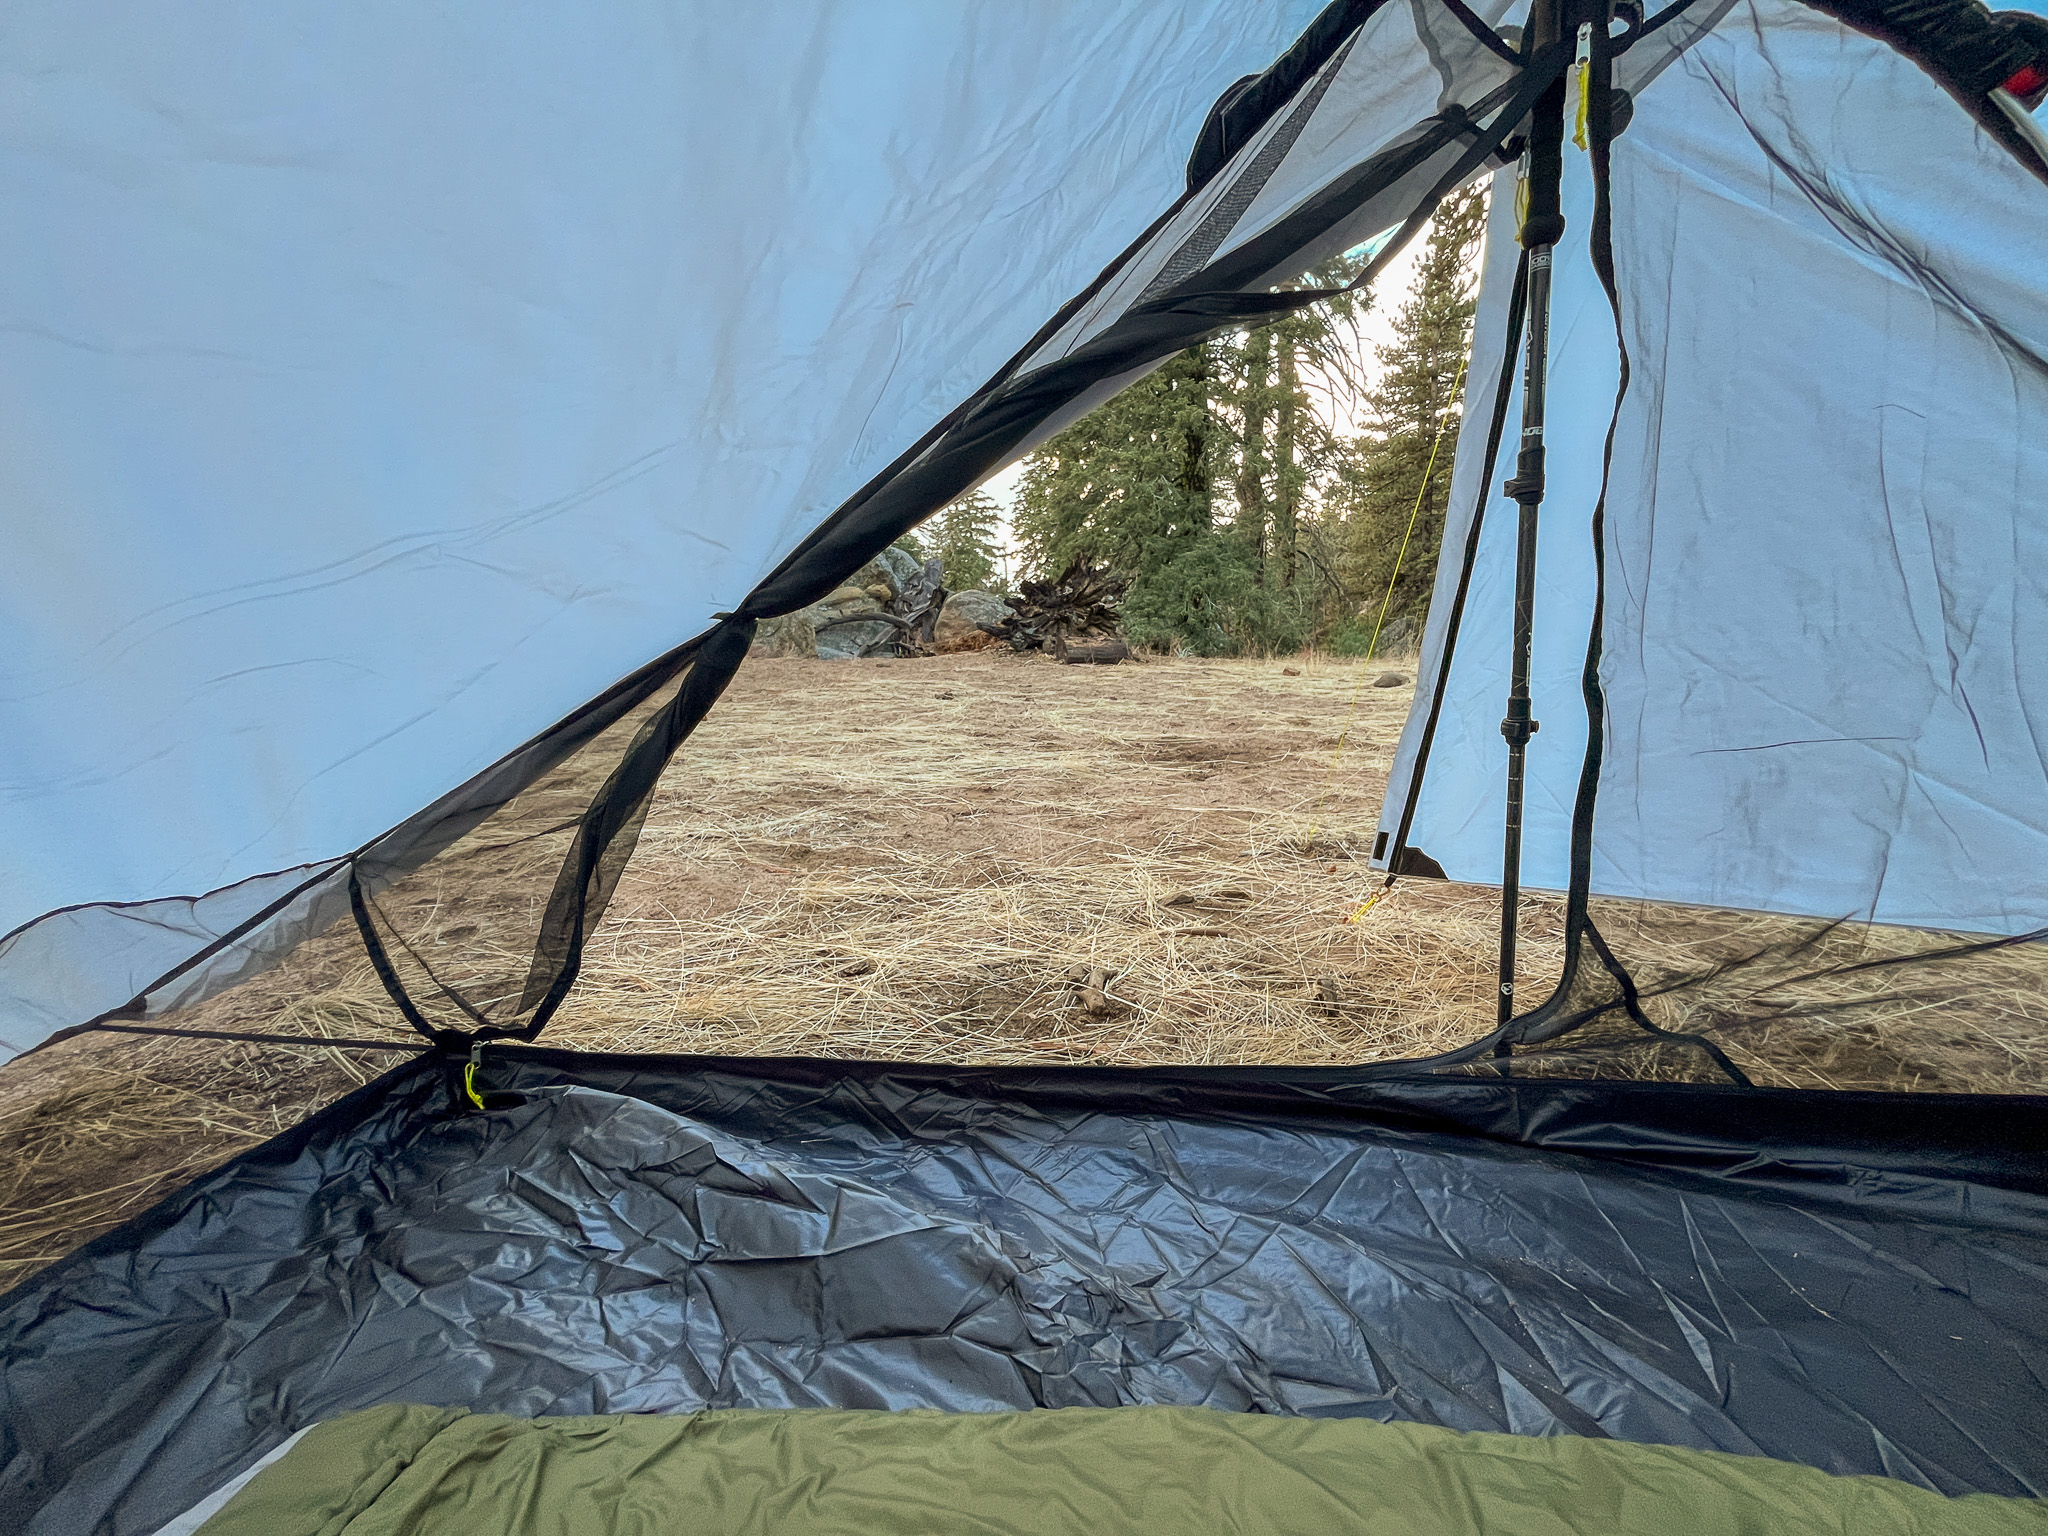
[1122, 533, 1306, 657]
[928, 490, 1007, 594]
[1006, 187, 1488, 656]
[1333, 184, 1488, 634]
[1011, 348, 1215, 581]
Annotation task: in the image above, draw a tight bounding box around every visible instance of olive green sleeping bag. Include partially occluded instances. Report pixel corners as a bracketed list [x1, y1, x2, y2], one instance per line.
[199, 1403, 2045, 1535]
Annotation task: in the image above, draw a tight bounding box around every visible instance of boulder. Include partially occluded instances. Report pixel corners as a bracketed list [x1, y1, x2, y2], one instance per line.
[806, 548, 942, 659]
[876, 544, 922, 591]
[816, 617, 895, 660]
[829, 546, 919, 603]
[934, 590, 1011, 653]
[1375, 615, 1418, 654]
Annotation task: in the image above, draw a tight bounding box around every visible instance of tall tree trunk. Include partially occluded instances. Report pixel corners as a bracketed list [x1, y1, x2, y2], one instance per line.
[1234, 328, 1271, 568]
[1181, 347, 1212, 531]
[1273, 335, 1300, 589]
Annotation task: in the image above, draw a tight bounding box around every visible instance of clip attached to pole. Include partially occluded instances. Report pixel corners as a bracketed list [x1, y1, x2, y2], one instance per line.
[463, 1040, 489, 1111]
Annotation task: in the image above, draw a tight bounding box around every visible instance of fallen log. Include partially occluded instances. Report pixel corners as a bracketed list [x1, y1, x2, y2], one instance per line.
[1057, 638, 1129, 665]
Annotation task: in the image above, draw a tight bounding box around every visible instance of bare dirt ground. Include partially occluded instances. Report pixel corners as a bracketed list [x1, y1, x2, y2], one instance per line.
[4, 649, 2044, 1290]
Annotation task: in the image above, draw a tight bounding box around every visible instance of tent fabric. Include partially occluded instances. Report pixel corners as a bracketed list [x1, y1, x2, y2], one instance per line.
[5, 6, 2048, 1534]
[0, 0, 1338, 1056]
[5, 1050, 2045, 1535]
[1376, 0, 2048, 936]
[189, 1402, 2048, 1536]
[0, 0, 1602, 1060]
[0, 0, 1618, 1059]
[16, 0, 2037, 1057]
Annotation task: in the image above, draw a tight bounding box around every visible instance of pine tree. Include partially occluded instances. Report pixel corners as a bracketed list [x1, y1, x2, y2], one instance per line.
[1335, 185, 1488, 643]
[1006, 226, 1449, 656]
[1011, 346, 1214, 580]
[1228, 327, 1272, 565]
[928, 490, 1007, 593]
[1209, 254, 1373, 603]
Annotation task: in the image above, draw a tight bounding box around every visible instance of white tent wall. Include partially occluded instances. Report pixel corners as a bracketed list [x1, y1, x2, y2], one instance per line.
[0, 1, 1336, 1055]
[1378, 0, 2048, 938]
[1376, 161, 1612, 896]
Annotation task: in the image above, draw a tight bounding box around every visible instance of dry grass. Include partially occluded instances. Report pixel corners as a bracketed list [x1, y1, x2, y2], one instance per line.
[3, 648, 2043, 1291]
[545, 652, 1557, 1065]
[0, 1034, 359, 1285]
[552, 849, 1548, 1067]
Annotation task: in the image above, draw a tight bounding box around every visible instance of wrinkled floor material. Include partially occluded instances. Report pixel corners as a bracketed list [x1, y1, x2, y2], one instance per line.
[4, 1048, 2044, 1535]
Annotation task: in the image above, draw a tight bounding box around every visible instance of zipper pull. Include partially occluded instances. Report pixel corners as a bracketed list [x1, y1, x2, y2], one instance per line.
[1572, 21, 1594, 150]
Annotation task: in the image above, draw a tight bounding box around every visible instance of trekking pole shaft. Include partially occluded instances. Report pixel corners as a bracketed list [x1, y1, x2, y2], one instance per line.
[1497, 52, 1569, 1033]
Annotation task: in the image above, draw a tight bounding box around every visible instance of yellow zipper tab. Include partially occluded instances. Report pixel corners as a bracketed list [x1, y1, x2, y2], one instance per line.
[1572, 21, 1594, 150]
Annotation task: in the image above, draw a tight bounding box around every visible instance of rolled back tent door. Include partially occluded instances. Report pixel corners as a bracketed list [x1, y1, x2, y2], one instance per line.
[1376, 0, 2048, 1079]
[5, 3, 2048, 1535]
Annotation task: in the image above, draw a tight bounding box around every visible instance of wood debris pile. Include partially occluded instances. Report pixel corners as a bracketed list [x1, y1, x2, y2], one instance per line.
[991, 558, 1130, 662]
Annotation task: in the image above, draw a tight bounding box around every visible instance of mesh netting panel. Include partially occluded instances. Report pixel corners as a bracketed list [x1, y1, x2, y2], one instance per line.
[1462, 897, 2048, 1093]
[1441, 1030, 1737, 1083]
[349, 661, 698, 1037]
[1584, 900, 2048, 1094]
[76, 623, 756, 1051]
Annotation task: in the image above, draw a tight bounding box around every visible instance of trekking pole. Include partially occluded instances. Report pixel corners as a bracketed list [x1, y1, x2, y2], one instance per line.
[1496, 0, 1576, 1031]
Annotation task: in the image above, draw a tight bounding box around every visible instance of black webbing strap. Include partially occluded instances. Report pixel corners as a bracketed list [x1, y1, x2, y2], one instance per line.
[1559, 10, 1625, 975]
[1438, 0, 1524, 62]
[1385, 253, 1530, 870]
[1636, 0, 1701, 37]
[350, 862, 477, 1044]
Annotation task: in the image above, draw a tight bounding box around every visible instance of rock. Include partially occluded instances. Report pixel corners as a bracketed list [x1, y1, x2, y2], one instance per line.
[876, 545, 922, 590]
[816, 617, 895, 660]
[1282, 667, 1301, 677]
[808, 549, 946, 659]
[933, 590, 1011, 653]
[1372, 671, 1410, 688]
[750, 611, 817, 659]
[832, 547, 918, 600]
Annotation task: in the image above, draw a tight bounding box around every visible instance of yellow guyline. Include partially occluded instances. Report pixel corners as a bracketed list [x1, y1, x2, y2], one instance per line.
[1334, 57, 1585, 926]
[1301, 353, 1470, 924]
